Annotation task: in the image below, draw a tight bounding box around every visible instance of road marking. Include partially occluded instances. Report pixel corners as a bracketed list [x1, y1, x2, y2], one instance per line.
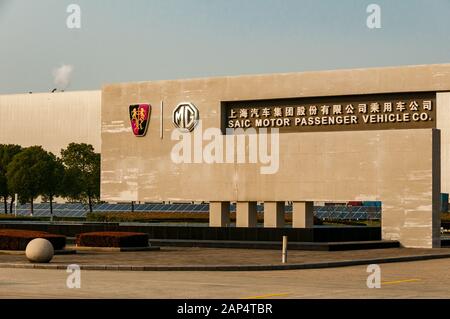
[382, 279, 421, 285]
[242, 293, 290, 299]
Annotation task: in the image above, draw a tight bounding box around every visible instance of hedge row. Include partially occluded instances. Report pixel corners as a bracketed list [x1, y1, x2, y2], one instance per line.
[0, 229, 66, 250]
[0, 229, 150, 249]
[76, 232, 149, 248]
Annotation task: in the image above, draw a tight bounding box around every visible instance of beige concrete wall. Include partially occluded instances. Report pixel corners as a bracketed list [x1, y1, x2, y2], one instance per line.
[437, 92, 450, 194]
[101, 64, 445, 248]
[0, 91, 101, 154]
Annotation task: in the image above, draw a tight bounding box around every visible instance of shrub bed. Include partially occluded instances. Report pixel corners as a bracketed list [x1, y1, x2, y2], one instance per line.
[0, 215, 49, 221]
[0, 229, 66, 250]
[76, 231, 149, 248]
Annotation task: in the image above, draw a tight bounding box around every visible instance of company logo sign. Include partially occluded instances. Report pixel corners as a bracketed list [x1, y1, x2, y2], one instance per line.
[129, 104, 151, 137]
[172, 102, 199, 132]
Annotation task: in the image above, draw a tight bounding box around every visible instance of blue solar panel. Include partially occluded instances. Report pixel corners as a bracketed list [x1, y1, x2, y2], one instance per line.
[187, 204, 197, 212]
[2, 202, 382, 219]
[97, 203, 109, 210]
[108, 205, 118, 211]
[191, 204, 201, 212]
[119, 204, 129, 210]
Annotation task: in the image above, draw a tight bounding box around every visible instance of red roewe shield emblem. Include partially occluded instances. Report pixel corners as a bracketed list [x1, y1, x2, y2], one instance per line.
[129, 104, 151, 137]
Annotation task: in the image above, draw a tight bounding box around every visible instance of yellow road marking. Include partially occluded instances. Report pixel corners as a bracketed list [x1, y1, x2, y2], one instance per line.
[243, 279, 421, 298]
[242, 293, 290, 299]
[382, 278, 421, 285]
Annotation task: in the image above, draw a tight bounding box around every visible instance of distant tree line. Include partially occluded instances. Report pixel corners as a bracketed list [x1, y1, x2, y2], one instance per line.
[0, 143, 100, 216]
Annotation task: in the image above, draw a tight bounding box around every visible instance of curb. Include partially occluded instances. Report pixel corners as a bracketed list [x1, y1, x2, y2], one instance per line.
[0, 249, 77, 255]
[0, 253, 449, 271]
[66, 246, 160, 252]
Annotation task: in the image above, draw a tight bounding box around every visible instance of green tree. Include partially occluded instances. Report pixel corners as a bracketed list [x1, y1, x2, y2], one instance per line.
[6, 146, 62, 216]
[61, 143, 100, 212]
[0, 144, 23, 214]
[40, 154, 65, 219]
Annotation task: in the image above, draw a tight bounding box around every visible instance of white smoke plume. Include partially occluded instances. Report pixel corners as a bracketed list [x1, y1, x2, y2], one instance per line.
[52, 64, 74, 90]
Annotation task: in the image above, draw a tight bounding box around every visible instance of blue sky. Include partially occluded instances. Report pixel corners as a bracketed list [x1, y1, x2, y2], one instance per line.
[1, 0, 450, 94]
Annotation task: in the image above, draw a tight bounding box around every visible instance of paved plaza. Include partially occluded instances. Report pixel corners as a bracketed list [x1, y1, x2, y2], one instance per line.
[0, 258, 449, 298]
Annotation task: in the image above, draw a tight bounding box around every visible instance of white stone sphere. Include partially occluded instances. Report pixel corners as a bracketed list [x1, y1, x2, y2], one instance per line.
[25, 238, 54, 263]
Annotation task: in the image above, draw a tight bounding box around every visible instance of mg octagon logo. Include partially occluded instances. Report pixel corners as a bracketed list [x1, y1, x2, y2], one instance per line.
[172, 102, 199, 132]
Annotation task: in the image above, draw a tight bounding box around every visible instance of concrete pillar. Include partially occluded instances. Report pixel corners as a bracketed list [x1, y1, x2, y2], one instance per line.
[381, 129, 441, 248]
[236, 201, 258, 227]
[292, 201, 314, 228]
[209, 201, 230, 227]
[264, 201, 285, 228]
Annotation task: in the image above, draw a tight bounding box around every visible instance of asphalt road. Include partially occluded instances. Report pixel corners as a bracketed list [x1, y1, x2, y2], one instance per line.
[0, 258, 449, 299]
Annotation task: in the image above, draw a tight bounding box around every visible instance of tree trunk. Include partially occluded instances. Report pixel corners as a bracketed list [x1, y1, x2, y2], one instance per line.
[10, 197, 14, 215]
[3, 196, 7, 214]
[30, 199, 33, 217]
[88, 195, 93, 213]
[50, 195, 53, 221]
